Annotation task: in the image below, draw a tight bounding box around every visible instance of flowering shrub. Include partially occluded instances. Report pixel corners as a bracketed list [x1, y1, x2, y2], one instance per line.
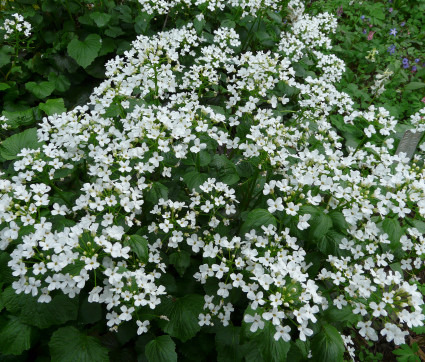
[1, 0, 425, 360]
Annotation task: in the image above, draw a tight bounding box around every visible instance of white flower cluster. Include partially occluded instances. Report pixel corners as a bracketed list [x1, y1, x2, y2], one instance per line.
[138, 0, 285, 16]
[0, 13, 32, 40]
[371, 68, 393, 96]
[1, 0, 425, 354]
[0, 115, 11, 131]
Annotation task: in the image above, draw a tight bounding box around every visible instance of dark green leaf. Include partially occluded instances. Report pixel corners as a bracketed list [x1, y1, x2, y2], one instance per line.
[49, 326, 109, 362]
[0, 83, 10, 91]
[146, 182, 168, 204]
[89, 12, 112, 27]
[124, 235, 149, 262]
[216, 326, 244, 362]
[240, 209, 277, 237]
[308, 212, 332, 240]
[0, 128, 42, 160]
[183, 171, 209, 192]
[67, 34, 102, 68]
[405, 82, 425, 91]
[39, 98, 66, 116]
[145, 335, 177, 362]
[0, 316, 32, 355]
[158, 294, 204, 342]
[311, 324, 345, 362]
[169, 250, 191, 277]
[25, 81, 55, 99]
[210, 154, 240, 185]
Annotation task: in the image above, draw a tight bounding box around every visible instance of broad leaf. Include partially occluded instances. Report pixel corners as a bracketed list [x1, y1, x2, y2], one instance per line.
[25, 81, 55, 99]
[146, 182, 168, 204]
[67, 34, 102, 68]
[240, 209, 277, 237]
[405, 82, 425, 91]
[308, 212, 332, 240]
[311, 324, 345, 362]
[169, 250, 191, 277]
[49, 326, 109, 362]
[2, 287, 78, 329]
[216, 326, 244, 362]
[382, 218, 403, 247]
[145, 335, 177, 362]
[0, 128, 42, 160]
[124, 235, 149, 262]
[183, 170, 209, 192]
[210, 154, 240, 185]
[158, 294, 204, 342]
[0, 316, 32, 355]
[89, 12, 112, 27]
[39, 98, 66, 116]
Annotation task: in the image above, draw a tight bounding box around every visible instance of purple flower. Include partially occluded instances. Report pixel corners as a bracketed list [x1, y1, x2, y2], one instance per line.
[403, 63, 409, 69]
[389, 7, 393, 12]
[361, 15, 365, 20]
[401, 21, 405, 26]
[402, 58, 409, 65]
[415, 58, 420, 63]
[363, 29, 367, 34]
[390, 28, 397, 36]
[387, 45, 396, 54]
[412, 66, 417, 72]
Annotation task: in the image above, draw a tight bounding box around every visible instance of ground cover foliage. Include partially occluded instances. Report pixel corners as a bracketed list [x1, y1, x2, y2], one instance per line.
[0, 0, 425, 361]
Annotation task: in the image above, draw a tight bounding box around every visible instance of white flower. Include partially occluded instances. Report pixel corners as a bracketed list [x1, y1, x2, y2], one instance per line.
[136, 320, 150, 335]
[267, 197, 284, 213]
[274, 325, 291, 341]
[244, 313, 265, 333]
[297, 214, 311, 230]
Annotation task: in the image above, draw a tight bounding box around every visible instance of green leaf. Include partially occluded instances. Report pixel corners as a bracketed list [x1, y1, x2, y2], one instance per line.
[67, 34, 102, 68]
[135, 13, 154, 34]
[316, 230, 344, 255]
[221, 19, 236, 28]
[169, 250, 191, 277]
[408, 219, 425, 233]
[2, 108, 35, 128]
[405, 82, 425, 91]
[25, 81, 55, 99]
[308, 212, 332, 240]
[48, 73, 71, 92]
[256, 322, 290, 362]
[89, 12, 112, 27]
[49, 326, 109, 362]
[105, 26, 125, 38]
[39, 98, 66, 116]
[240, 209, 277, 237]
[236, 160, 254, 178]
[0, 46, 11, 68]
[382, 218, 403, 247]
[78, 298, 102, 325]
[146, 182, 168, 204]
[124, 235, 149, 262]
[0, 128, 42, 160]
[145, 335, 177, 362]
[0, 316, 32, 355]
[0, 82, 10, 91]
[216, 326, 244, 362]
[158, 294, 204, 342]
[2, 286, 78, 329]
[210, 154, 240, 185]
[183, 170, 209, 192]
[20, 294, 79, 329]
[311, 324, 345, 362]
